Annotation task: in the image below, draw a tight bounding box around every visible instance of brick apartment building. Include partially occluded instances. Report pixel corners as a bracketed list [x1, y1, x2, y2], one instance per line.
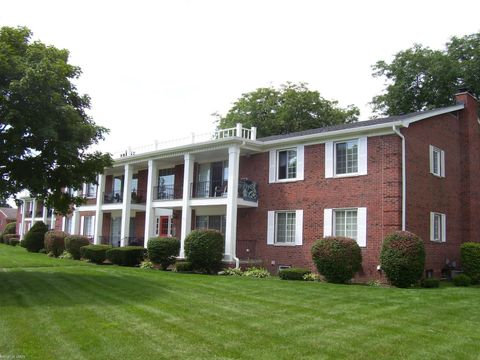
[16, 92, 480, 279]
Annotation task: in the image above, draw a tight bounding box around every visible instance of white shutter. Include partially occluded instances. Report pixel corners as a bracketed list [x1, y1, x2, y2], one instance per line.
[267, 211, 275, 245]
[325, 142, 333, 178]
[296, 145, 304, 181]
[269, 150, 277, 183]
[323, 208, 332, 237]
[429, 145, 434, 174]
[80, 216, 85, 235]
[357, 207, 367, 247]
[442, 214, 447, 242]
[430, 212, 435, 241]
[358, 137, 368, 175]
[441, 150, 445, 177]
[295, 210, 303, 245]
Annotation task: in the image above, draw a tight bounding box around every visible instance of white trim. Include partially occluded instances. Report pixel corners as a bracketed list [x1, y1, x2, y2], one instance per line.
[325, 142, 333, 178]
[269, 150, 276, 183]
[270, 146, 304, 183]
[357, 207, 367, 247]
[429, 145, 445, 178]
[296, 145, 304, 181]
[323, 208, 332, 237]
[358, 137, 368, 175]
[295, 209, 303, 245]
[430, 212, 446, 242]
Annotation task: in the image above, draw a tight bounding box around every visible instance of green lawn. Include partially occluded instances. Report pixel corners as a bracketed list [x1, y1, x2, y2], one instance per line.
[1, 244, 479, 360]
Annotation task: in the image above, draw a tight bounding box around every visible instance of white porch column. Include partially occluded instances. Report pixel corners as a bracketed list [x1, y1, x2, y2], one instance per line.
[144, 160, 158, 248]
[121, 164, 133, 246]
[30, 198, 36, 227]
[225, 145, 240, 262]
[50, 212, 56, 230]
[94, 174, 105, 245]
[20, 201, 26, 239]
[71, 190, 80, 234]
[180, 153, 195, 258]
[42, 205, 48, 224]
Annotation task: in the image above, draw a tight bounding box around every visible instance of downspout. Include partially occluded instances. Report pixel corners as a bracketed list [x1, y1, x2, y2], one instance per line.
[392, 125, 406, 231]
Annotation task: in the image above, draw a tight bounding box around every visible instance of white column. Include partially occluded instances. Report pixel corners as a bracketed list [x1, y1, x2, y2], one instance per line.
[121, 164, 133, 246]
[94, 174, 105, 245]
[144, 160, 158, 248]
[225, 145, 240, 261]
[180, 153, 195, 258]
[20, 201, 26, 239]
[51, 212, 56, 230]
[42, 205, 48, 224]
[71, 190, 80, 234]
[31, 198, 36, 227]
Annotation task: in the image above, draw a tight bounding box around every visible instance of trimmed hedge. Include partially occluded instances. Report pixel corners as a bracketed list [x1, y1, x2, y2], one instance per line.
[453, 274, 471, 287]
[24, 221, 49, 253]
[106, 246, 145, 266]
[44, 230, 67, 257]
[9, 239, 20, 247]
[2, 222, 16, 242]
[421, 278, 440, 288]
[460, 242, 480, 284]
[3, 234, 20, 245]
[311, 236, 362, 284]
[184, 230, 224, 274]
[380, 231, 425, 288]
[80, 244, 112, 264]
[65, 235, 91, 260]
[279, 268, 311, 281]
[175, 261, 193, 272]
[147, 237, 180, 270]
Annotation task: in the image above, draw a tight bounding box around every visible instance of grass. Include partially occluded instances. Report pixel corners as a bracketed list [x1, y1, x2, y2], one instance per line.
[1, 244, 479, 359]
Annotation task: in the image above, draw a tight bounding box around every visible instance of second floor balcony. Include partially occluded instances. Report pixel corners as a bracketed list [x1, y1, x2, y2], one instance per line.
[103, 190, 147, 204]
[191, 179, 258, 202]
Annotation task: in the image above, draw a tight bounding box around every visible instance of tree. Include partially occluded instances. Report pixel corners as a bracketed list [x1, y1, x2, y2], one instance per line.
[216, 82, 359, 138]
[371, 33, 480, 116]
[0, 26, 112, 214]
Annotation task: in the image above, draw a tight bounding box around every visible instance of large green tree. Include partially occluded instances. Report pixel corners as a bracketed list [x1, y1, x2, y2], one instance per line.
[371, 33, 480, 116]
[216, 82, 359, 138]
[0, 26, 112, 214]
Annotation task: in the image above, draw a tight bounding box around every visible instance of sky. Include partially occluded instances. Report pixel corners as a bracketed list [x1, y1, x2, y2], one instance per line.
[1, 0, 480, 155]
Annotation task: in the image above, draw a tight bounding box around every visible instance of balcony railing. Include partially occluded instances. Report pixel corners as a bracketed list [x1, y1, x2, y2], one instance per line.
[191, 179, 258, 202]
[104, 190, 123, 204]
[131, 190, 146, 204]
[154, 185, 183, 201]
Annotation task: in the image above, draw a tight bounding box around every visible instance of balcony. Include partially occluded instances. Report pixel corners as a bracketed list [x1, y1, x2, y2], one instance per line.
[131, 190, 146, 204]
[104, 190, 123, 204]
[191, 179, 258, 202]
[154, 185, 183, 201]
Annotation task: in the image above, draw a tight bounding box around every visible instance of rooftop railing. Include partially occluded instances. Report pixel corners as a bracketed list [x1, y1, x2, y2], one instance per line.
[113, 123, 257, 159]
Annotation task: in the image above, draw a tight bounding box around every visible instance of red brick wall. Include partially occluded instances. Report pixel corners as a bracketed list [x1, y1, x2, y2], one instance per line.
[137, 170, 148, 200]
[237, 135, 403, 277]
[102, 213, 111, 239]
[174, 164, 184, 199]
[135, 211, 145, 244]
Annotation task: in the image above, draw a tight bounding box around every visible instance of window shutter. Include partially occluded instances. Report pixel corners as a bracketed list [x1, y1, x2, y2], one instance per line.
[80, 216, 85, 235]
[442, 214, 447, 242]
[269, 150, 276, 183]
[357, 207, 367, 247]
[358, 137, 368, 175]
[441, 150, 445, 177]
[430, 212, 435, 241]
[267, 211, 275, 245]
[323, 208, 332, 237]
[296, 145, 304, 181]
[429, 145, 434, 174]
[295, 210, 303, 245]
[325, 142, 333, 178]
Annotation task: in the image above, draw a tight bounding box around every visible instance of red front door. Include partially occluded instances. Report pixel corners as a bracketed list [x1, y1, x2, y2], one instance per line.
[159, 216, 169, 236]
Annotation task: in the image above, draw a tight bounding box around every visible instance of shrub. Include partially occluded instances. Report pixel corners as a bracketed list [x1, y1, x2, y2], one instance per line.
[175, 261, 193, 272]
[106, 246, 145, 266]
[0, 231, 3, 243]
[65, 235, 90, 260]
[453, 274, 471, 287]
[222, 267, 244, 276]
[9, 239, 20, 247]
[20, 240, 26, 248]
[140, 260, 154, 269]
[244, 267, 270, 278]
[184, 230, 224, 274]
[461, 242, 480, 284]
[44, 230, 67, 257]
[38, 248, 47, 254]
[303, 273, 320, 281]
[58, 250, 73, 260]
[421, 278, 440, 288]
[279, 268, 311, 281]
[80, 244, 112, 264]
[311, 236, 362, 284]
[380, 231, 425, 288]
[147, 237, 180, 270]
[2, 222, 16, 241]
[23, 221, 49, 253]
[3, 234, 19, 245]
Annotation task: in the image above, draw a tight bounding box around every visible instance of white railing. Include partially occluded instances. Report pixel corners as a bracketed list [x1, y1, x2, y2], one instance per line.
[113, 123, 257, 159]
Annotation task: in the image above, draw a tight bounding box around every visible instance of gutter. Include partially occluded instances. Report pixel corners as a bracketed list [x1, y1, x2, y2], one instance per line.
[392, 125, 406, 231]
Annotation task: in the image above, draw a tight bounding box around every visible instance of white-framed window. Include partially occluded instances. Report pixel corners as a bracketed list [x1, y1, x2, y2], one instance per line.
[195, 215, 226, 234]
[323, 207, 367, 247]
[429, 145, 445, 177]
[269, 145, 304, 183]
[64, 217, 72, 234]
[430, 212, 446, 242]
[85, 183, 97, 198]
[82, 216, 95, 238]
[267, 210, 303, 246]
[325, 137, 367, 178]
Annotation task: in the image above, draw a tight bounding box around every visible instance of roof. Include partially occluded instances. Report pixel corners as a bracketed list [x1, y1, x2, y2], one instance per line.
[0, 207, 17, 220]
[257, 104, 464, 142]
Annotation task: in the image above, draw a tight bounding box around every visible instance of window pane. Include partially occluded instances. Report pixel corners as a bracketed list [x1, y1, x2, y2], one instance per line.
[433, 150, 440, 175]
[276, 213, 287, 243]
[276, 212, 295, 243]
[336, 140, 358, 175]
[286, 212, 296, 242]
[434, 214, 440, 240]
[287, 150, 297, 179]
[195, 216, 208, 230]
[278, 151, 287, 180]
[335, 209, 357, 240]
[208, 216, 221, 231]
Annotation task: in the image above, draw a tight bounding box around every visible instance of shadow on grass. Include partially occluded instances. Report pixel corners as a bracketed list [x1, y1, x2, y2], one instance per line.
[0, 268, 166, 308]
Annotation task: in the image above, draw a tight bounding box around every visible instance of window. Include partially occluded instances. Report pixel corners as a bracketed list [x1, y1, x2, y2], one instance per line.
[430, 212, 446, 242]
[277, 149, 297, 180]
[335, 140, 358, 175]
[65, 217, 72, 234]
[157, 168, 175, 199]
[275, 212, 296, 244]
[195, 215, 226, 234]
[83, 216, 94, 238]
[267, 210, 303, 246]
[429, 146, 445, 177]
[85, 183, 97, 198]
[334, 209, 358, 240]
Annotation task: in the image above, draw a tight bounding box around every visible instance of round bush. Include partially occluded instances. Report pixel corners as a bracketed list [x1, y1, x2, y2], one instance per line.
[24, 221, 49, 253]
[2, 222, 16, 242]
[106, 246, 145, 266]
[279, 268, 311, 281]
[175, 261, 193, 272]
[44, 230, 67, 257]
[65, 235, 90, 260]
[80, 244, 112, 264]
[461, 242, 480, 284]
[380, 231, 425, 288]
[3, 234, 20, 245]
[453, 274, 471, 287]
[147, 237, 180, 270]
[184, 230, 224, 274]
[311, 236, 362, 284]
[420, 278, 440, 288]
